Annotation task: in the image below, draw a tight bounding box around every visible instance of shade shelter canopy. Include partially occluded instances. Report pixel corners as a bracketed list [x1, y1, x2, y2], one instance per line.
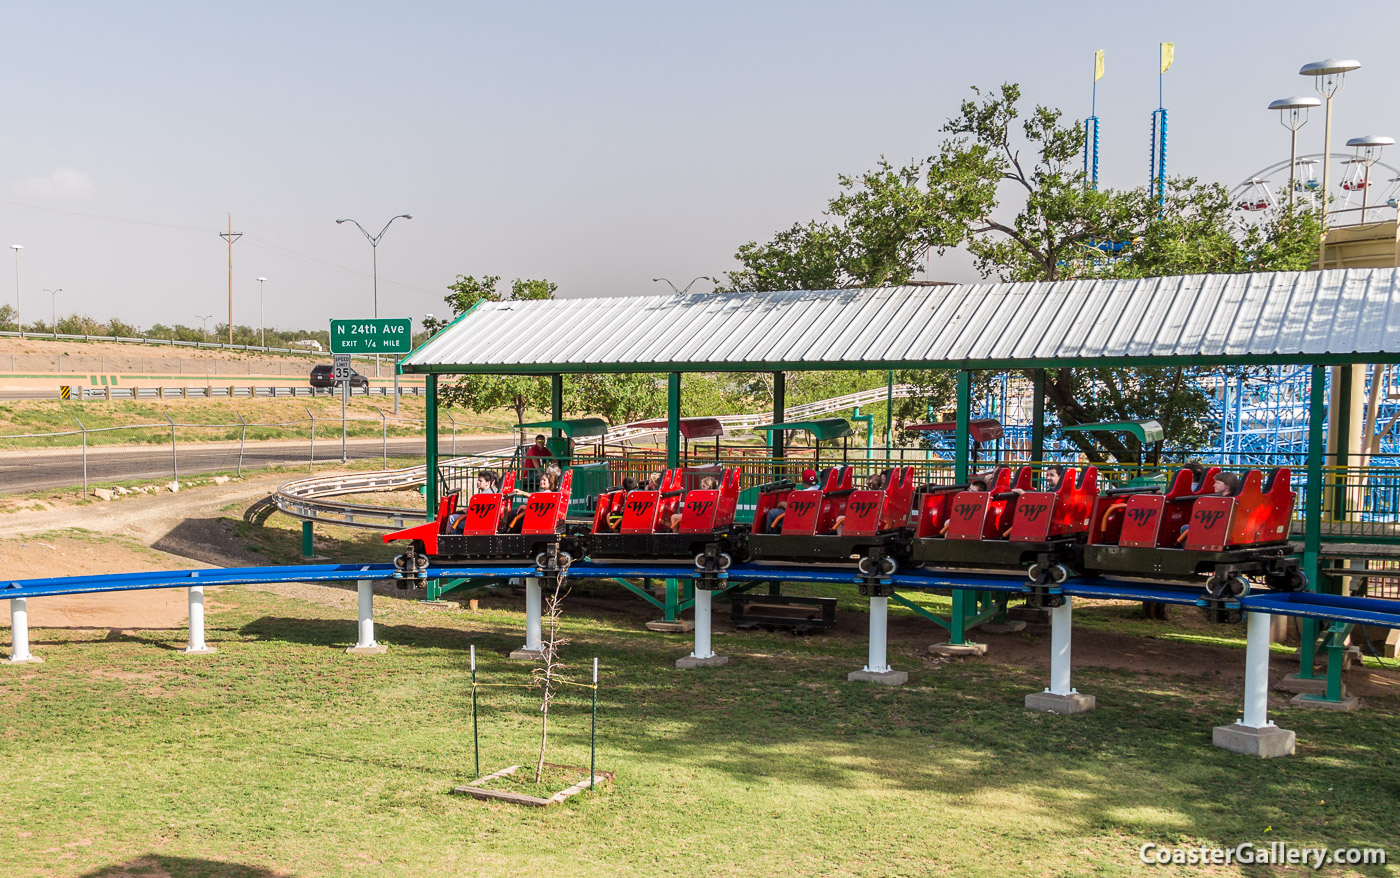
[401, 268, 1400, 375]
[905, 419, 1005, 443]
[751, 419, 856, 442]
[1061, 419, 1166, 444]
[629, 417, 725, 439]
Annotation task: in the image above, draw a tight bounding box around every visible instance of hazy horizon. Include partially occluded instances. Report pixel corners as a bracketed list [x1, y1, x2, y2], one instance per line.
[3, 1, 1398, 334]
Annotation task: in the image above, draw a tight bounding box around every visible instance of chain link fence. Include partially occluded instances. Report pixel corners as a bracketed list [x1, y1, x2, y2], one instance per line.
[0, 409, 487, 496]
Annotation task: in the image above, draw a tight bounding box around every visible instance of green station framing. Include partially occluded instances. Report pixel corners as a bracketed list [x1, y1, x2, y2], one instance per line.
[396, 270, 1400, 705]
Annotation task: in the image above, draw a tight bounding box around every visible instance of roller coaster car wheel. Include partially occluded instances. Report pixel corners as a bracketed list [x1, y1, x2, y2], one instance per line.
[1045, 594, 1066, 608]
[535, 552, 549, 569]
[1268, 570, 1309, 593]
[1050, 564, 1070, 584]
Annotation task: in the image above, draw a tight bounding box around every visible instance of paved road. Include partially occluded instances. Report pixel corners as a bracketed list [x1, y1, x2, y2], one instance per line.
[0, 435, 510, 494]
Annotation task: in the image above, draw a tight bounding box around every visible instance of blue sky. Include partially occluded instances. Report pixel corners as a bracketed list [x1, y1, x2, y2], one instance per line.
[2, 0, 1398, 332]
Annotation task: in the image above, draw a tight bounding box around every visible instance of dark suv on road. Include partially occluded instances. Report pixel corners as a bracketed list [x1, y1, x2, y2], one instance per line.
[309, 364, 370, 390]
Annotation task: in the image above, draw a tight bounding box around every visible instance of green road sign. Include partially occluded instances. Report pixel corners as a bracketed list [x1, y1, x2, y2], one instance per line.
[330, 318, 413, 354]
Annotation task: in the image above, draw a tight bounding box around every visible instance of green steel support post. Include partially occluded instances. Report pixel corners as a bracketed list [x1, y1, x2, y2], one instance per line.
[886, 370, 894, 455]
[551, 374, 564, 440]
[300, 521, 315, 559]
[425, 374, 440, 602]
[1299, 365, 1327, 679]
[426, 375, 439, 515]
[772, 372, 786, 462]
[950, 588, 970, 645]
[1332, 365, 1351, 517]
[954, 370, 972, 482]
[768, 581, 781, 596]
[1030, 369, 1046, 463]
[665, 371, 682, 614]
[666, 372, 681, 469]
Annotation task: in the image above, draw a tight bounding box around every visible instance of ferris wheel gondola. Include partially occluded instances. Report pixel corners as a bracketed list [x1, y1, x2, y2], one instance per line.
[1236, 178, 1274, 212]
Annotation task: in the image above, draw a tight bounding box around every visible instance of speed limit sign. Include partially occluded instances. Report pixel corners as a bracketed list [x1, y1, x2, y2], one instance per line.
[332, 354, 352, 382]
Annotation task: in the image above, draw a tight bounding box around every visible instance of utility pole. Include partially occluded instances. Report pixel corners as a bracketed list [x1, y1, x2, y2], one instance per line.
[219, 214, 242, 345]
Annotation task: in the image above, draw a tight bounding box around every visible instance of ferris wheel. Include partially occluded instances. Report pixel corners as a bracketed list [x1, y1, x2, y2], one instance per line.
[1233, 152, 1400, 225]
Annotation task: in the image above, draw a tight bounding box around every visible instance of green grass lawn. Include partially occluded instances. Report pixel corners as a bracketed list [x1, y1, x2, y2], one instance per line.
[3, 577, 1398, 878]
[3, 510, 1399, 876]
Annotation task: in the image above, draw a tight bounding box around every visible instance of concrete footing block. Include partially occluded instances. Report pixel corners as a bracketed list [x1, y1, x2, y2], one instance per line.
[646, 619, 695, 633]
[345, 645, 387, 656]
[928, 641, 987, 657]
[846, 669, 909, 686]
[1007, 605, 1050, 624]
[1024, 690, 1096, 714]
[1275, 673, 1334, 695]
[6, 656, 44, 665]
[182, 647, 218, 656]
[508, 647, 544, 661]
[1290, 692, 1361, 711]
[676, 654, 729, 669]
[1212, 722, 1296, 757]
[978, 621, 1027, 634]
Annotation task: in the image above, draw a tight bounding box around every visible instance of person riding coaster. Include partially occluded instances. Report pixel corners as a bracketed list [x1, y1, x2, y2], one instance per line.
[1080, 465, 1305, 609]
[746, 465, 916, 574]
[384, 468, 576, 586]
[577, 467, 745, 574]
[905, 464, 1097, 588]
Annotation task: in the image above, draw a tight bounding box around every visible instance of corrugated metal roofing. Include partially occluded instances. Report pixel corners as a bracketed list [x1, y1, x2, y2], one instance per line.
[401, 268, 1400, 374]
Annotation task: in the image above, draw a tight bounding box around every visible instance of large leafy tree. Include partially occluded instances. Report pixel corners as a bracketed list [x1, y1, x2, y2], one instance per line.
[721, 83, 1321, 462]
[431, 275, 559, 424]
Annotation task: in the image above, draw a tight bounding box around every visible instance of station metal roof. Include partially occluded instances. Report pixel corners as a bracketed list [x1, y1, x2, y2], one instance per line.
[400, 268, 1400, 375]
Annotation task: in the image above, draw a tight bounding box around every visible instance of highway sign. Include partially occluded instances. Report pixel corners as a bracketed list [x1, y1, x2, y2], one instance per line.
[330, 318, 412, 354]
[332, 354, 352, 382]
[59, 385, 71, 400]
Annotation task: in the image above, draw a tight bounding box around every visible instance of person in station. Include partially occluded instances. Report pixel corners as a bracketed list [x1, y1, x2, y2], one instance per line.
[1175, 471, 1241, 544]
[832, 471, 887, 535]
[524, 434, 552, 489]
[661, 476, 719, 532]
[602, 477, 639, 532]
[504, 471, 555, 533]
[643, 471, 662, 490]
[763, 469, 819, 533]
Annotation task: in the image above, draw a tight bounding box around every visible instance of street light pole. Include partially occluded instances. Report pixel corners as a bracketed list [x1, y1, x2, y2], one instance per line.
[1301, 58, 1361, 262]
[1269, 97, 1320, 210]
[1346, 136, 1394, 225]
[336, 214, 412, 378]
[9, 244, 22, 334]
[652, 276, 715, 294]
[256, 277, 268, 349]
[44, 288, 62, 335]
[197, 314, 213, 338]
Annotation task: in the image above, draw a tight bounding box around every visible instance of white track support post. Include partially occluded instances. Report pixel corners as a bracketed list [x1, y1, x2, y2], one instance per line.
[510, 577, 545, 660]
[183, 585, 215, 655]
[345, 580, 386, 655]
[1214, 611, 1295, 756]
[676, 586, 728, 668]
[1025, 598, 1095, 714]
[847, 595, 906, 685]
[7, 597, 42, 664]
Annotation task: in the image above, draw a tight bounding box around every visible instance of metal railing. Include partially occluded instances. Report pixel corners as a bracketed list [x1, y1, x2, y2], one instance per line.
[0, 329, 327, 356]
[65, 385, 424, 401]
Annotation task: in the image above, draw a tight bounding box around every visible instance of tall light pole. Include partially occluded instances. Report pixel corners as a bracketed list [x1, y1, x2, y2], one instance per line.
[256, 276, 268, 349]
[652, 276, 714, 294]
[197, 314, 213, 337]
[219, 215, 243, 345]
[9, 244, 22, 334]
[337, 214, 412, 378]
[1268, 96, 1321, 209]
[1344, 136, 1393, 225]
[1301, 58, 1361, 241]
[44, 288, 61, 335]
